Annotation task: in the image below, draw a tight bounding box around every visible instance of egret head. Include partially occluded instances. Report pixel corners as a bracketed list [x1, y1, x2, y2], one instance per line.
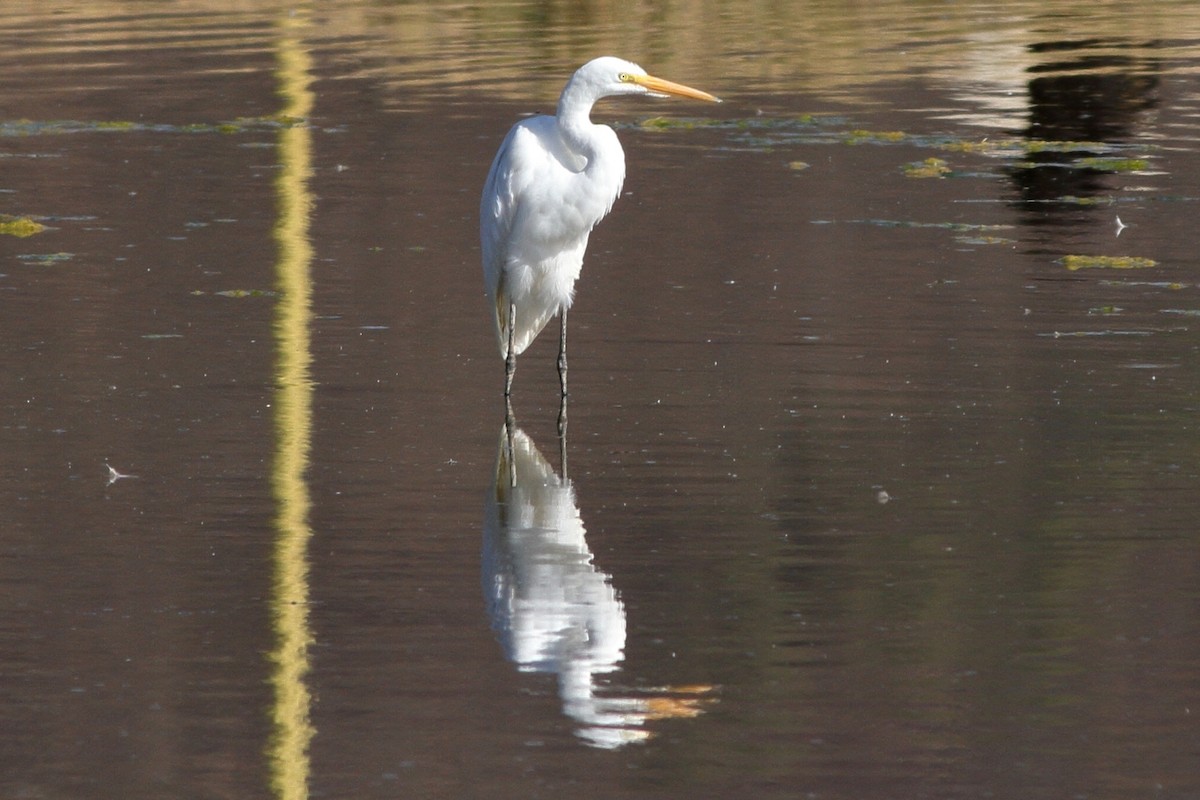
[569, 56, 721, 104]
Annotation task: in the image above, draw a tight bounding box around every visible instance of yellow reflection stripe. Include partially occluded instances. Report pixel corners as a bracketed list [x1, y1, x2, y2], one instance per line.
[268, 11, 316, 800]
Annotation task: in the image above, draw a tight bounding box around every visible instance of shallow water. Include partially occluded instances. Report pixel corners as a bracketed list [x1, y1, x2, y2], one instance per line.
[2, 1, 1199, 798]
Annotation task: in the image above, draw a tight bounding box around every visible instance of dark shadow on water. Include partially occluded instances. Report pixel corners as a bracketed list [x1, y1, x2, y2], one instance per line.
[482, 415, 715, 748]
[1010, 37, 1161, 223]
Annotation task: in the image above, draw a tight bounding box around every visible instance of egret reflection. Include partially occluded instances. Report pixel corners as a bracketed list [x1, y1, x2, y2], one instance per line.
[483, 419, 714, 748]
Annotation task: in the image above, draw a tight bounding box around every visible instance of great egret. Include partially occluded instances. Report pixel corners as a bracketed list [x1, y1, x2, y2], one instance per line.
[480, 56, 720, 401]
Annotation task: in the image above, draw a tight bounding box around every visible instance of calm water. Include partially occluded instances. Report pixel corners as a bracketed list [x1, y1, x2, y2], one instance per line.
[2, 1, 1199, 798]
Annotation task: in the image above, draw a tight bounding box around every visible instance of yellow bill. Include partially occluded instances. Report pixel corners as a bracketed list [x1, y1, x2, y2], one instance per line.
[632, 73, 721, 103]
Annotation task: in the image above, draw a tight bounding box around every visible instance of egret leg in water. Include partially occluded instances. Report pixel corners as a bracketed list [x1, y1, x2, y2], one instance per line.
[558, 400, 568, 479]
[480, 56, 719, 400]
[504, 301, 516, 398]
[557, 308, 569, 441]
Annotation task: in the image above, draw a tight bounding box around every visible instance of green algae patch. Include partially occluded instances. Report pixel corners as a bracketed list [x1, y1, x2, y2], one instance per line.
[903, 157, 951, 178]
[1051, 195, 1112, 206]
[638, 114, 826, 132]
[638, 116, 721, 131]
[844, 129, 907, 145]
[1061, 255, 1157, 271]
[0, 216, 46, 237]
[1075, 156, 1151, 172]
[937, 137, 1020, 154]
[1023, 139, 1110, 154]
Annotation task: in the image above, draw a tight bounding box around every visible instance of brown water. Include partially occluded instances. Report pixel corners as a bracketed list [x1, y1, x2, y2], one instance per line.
[2, 1, 1199, 798]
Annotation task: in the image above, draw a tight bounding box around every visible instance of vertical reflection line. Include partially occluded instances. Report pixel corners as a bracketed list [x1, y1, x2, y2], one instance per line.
[268, 10, 316, 800]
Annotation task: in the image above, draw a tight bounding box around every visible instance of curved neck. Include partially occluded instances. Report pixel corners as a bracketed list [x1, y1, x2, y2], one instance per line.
[556, 80, 600, 162]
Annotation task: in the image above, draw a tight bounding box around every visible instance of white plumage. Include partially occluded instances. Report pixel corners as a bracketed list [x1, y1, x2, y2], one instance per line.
[480, 56, 719, 397]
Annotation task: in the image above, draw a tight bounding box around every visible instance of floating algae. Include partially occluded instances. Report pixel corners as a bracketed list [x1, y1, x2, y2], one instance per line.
[1061, 255, 1157, 271]
[844, 129, 908, 145]
[1075, 156, 1151, 172]
[0, 215, 45, 237]
[903, 157, 951, 178]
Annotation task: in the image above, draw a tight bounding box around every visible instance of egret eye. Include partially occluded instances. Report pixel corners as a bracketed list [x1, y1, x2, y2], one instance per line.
[618, 73, 631, 83]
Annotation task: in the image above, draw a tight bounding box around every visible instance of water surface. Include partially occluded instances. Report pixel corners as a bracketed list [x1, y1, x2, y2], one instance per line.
[1, 2, 1199, 798]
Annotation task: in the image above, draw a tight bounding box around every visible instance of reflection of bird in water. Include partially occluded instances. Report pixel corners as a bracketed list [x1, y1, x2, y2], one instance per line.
[480, 57, 719, 400]
[483, 420, 714, 748]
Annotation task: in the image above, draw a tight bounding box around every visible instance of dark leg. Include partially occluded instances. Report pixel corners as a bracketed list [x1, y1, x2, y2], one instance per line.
[557, 308, 568, 444]
[557, 308, 568, 398]
[504, 301, 516, 398]
[557, 381, 568, 452]
[558, 402, 568, 482]
[504, 401, 516, 488]
[505, 391, 515, 435]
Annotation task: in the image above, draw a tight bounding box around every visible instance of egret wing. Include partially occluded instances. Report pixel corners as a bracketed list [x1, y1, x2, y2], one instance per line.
[481, 124, 519, 306]
[480, 117, 561, 355]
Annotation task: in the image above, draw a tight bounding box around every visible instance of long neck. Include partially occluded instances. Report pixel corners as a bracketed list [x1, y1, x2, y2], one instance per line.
[556, 78, 601, 164]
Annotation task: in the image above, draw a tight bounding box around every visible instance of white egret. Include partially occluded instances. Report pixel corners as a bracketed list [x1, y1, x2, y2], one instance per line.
[480, 56, 720, 400]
